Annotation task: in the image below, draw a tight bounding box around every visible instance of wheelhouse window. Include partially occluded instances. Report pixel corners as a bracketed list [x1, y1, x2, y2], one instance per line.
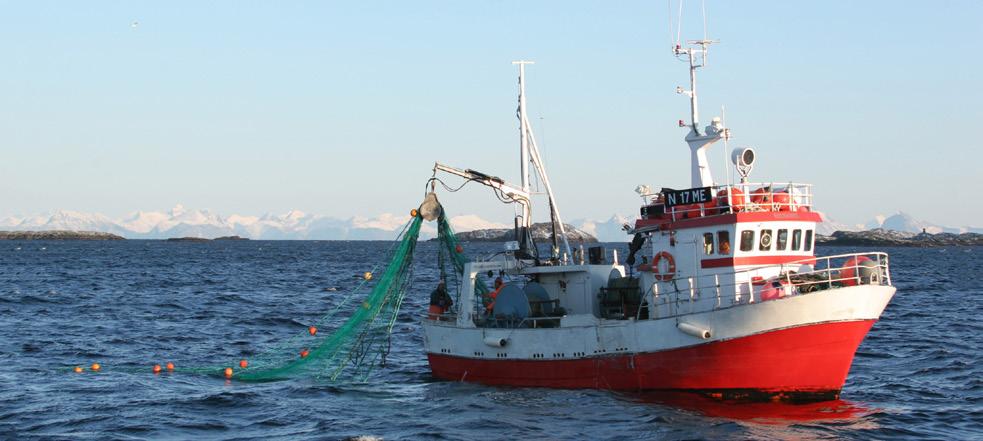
[759, 229, 773, 251]
[792, 229, 802, 251]
[740, 230, 755, 252]
[804, 230, 814, 251]
[703, 233, 715, 255]
[717, 231, 731, 255]
[776, 229, 788, 251]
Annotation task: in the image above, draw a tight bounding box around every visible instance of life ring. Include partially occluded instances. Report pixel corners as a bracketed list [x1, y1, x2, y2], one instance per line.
[652, 251, 676, 281]
[759, 230, 773, 249]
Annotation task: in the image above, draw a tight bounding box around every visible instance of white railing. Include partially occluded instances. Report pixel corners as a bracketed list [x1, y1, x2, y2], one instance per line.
[424, 251, 890, 327]
[645, 252, 890, 320]
[641, 182, 814, 222]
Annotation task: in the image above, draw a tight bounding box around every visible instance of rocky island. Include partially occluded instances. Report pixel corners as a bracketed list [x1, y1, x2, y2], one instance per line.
[453, 222, 598, 243]
[166, 235, 249, 242]
[213, 235, 249, 241]
[0, 230, 125, 240]
[165, 237, 210, 242]
[818, 228, 983, 247]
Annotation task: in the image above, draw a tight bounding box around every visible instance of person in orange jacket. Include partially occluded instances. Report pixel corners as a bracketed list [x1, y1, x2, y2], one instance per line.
[485, 277, 504, 315]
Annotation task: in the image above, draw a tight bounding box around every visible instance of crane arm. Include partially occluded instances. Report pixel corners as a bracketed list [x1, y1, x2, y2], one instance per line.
[432, 162, 531, 204]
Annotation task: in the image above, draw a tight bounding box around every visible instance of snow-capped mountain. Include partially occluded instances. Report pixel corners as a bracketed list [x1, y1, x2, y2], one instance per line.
[1, 207, 977, 239]
[863, 212, 981, 234]
[0, 206, 510, 240]
[572, 215, 634, 242]
[4, 210, 130, 236]
[816, 212, 863, 236]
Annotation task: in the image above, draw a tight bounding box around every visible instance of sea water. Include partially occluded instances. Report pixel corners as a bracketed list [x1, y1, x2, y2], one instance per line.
[0, 241, 980, 440]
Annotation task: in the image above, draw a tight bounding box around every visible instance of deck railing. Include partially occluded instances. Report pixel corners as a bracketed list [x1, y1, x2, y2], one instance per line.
[646, 252, 891, 320]
[640, 182, 814, 222]
[424, 251, 890, 327]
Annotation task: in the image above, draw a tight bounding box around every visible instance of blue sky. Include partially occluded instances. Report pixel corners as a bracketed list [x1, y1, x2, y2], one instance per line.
[1, 1, 980, 227]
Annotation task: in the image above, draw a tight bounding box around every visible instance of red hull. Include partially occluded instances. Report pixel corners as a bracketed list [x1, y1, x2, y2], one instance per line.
[428, 320, 875, 399]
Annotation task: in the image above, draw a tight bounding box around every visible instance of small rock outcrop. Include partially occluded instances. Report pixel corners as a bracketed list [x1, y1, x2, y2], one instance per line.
[165, 237, 210, 242]
[818, 228, 982, 247]
[213, 236, 249, 241]
[454, 222, 598, 243]
[0, 230, 125, 240]
[166, 235, 249, 242]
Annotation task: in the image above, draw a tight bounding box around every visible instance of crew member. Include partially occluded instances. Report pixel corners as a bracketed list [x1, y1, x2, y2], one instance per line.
[719, 239, 731, 255]
[428, 280, 453, 320]
[485, 277, 504, 315]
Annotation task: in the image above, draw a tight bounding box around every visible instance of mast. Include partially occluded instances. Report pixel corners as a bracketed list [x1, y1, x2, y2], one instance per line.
[514, 61, 533, 196]
[513, 61, 534, 235]
[511, 61, 573, 261]
[675, 40, 727, 188]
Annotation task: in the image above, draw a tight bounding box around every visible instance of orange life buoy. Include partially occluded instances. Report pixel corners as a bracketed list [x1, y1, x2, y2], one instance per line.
[750, 187, 773, 210]
[840, 256, 873, 286]
[772, 191, 791, 211]
[652, 251, 676, 281]
[716, 187, 746, 212]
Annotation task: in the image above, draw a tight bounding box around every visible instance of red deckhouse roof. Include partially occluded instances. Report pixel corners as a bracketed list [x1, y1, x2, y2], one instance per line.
[633, 183, 818, 232]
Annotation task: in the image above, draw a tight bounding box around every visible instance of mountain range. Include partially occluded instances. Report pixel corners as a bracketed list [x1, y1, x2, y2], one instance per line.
[0, 205, 509, 241]
[815, 211, 982, 236]
[0, 206, 977, 241]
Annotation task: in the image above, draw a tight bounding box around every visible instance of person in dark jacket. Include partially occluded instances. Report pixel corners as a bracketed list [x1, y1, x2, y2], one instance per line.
[428, 280, 453, 320]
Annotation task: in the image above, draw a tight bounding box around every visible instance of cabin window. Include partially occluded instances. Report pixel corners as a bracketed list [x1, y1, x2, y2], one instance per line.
[804, 230, 814, 251]
[776, 229, 788, 251]
[703, 233, 714, 255]
[792, 229, 802, 251]
[717, 231, 731, 255]
[740, 230, 755, 252]
[759, 229, 773, 251]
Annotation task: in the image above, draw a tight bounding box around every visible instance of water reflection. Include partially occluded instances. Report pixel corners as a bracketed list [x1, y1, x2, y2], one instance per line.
[625, 391, 877, 425]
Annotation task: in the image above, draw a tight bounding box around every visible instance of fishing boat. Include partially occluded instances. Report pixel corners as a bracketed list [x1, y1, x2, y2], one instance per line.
[420, 39, 895, 401]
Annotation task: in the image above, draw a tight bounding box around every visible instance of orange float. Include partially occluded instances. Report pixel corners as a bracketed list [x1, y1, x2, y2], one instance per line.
[91, 363, 101, 372]
[224, 367, 233, 379]
[239, 359, 248, 369]
[152, 364, 162, 374]
[750, 187, 773, 208]
[73, 366, 83, 373]
[759, 279, 788, 301]
[308, 326, 318, 336]
[672, 204, 698, 219]
[700, 198, 717, 216]
[716, 187, 746, 212]
[300, 349, 310, 358]
[772, 191, 791, 211]
[840, 256, 873, 286]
